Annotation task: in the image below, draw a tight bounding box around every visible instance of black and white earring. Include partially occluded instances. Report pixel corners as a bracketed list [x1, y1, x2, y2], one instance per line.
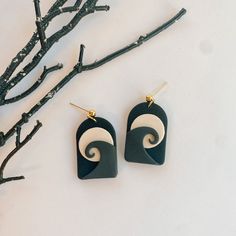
[71, 103, 118, 180]
[124, 82, 168, 165]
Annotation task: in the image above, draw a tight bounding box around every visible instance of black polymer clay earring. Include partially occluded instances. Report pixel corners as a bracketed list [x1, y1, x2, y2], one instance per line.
[125, 82, 168, 165]
[70, 103, 118, 180]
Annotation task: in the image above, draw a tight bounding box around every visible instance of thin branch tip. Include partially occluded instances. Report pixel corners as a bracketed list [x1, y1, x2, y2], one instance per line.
[78, 44, 85, 65]
[57, 63, 64, 69]
[95, 5, 110, 12]
[0, 175, 25, 185]
[180, 8, 187, 14]
[36, 120, 43, 127]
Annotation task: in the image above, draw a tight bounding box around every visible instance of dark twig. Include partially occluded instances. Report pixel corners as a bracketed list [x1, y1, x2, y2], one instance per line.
[34, 0, 47, 48]
[0, 121, 42, 185]
[0, 0, 106, 104]
[82, 8, 187, 71]
[78, 44, 85, 66]
[0, 8, 186, 149]
[0, 176, 25, 185]
[42, 5, 81, 27]
[16, 126, 21, 147]
[74, 0, 83, 7]
[0, 0, 69, 85]
[94, 5, 110, 11]
[4, 64, 63, 104]
[48, 0, 69, 13]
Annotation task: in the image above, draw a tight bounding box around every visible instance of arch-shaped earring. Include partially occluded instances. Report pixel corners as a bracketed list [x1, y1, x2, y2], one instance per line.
[124, 82, 168, 165]
[70, 103, 118, 180]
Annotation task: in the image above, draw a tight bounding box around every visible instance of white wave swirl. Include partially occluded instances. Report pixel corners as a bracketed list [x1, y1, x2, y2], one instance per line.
[78, 127, 114, 162]
[131, 114, 165, 149]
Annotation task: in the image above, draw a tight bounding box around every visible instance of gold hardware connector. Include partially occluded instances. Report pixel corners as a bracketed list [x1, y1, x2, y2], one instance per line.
[70, 103, 97, 122]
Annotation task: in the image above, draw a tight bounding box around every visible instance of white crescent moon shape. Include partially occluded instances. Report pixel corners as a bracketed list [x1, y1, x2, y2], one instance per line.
[131, 114, 165, 149]
[78, 127, 114, 162]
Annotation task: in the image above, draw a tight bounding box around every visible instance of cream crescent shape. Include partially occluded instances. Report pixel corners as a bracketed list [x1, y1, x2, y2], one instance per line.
[79, 127, 114, 162]
[131, 114, 165, 149]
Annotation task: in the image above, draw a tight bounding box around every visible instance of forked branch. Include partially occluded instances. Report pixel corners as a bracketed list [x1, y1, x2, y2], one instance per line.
[0, 0, 108, 105]
[0, 0, 69, 85]
[0, 121, 42, 185]
[4, 64, 63, 104]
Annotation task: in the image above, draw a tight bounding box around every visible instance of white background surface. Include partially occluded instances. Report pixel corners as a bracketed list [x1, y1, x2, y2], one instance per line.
[0, 0, 235, 235]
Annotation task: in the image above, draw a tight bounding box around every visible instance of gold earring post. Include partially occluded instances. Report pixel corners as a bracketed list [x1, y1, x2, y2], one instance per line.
[70, 102, 97, 122]
[146, 82, 168, 107]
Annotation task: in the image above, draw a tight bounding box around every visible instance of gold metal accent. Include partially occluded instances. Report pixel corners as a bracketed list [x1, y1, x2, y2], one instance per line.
[87, 110, 97, 122]
[70, 102, 97, 122]
[146, 95, 154, 107]
[146, 82, 168, 108]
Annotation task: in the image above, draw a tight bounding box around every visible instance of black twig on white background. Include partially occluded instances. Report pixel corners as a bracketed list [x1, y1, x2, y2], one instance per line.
[0, 121, 42, 185]
[0, 0, 109, 105]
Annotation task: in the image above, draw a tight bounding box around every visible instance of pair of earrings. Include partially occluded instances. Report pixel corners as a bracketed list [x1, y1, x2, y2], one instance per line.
[71, 82, 168, 180]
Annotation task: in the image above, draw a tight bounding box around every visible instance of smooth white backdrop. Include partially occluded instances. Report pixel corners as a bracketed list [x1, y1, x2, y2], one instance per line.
[0, 0, 235, 235]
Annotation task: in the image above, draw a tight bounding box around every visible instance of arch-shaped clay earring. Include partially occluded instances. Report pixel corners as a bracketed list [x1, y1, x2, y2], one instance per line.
[124, 82, 168, 165]
[71, 103, 118, 180]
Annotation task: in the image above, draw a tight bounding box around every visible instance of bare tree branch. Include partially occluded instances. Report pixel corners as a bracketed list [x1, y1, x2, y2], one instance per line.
[0, 121, 42, 185]
[0, 0, 69, 85]
[0, 0, 106, 104]
[4, 64, 63, 104]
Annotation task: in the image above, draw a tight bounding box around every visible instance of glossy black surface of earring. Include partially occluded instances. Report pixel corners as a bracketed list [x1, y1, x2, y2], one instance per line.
[125, 102, 168, 165]
[76, 117, 118, 180]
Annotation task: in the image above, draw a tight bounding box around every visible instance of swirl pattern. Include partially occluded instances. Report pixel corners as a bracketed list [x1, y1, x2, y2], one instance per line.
[125, 102, 168, 165]
[77, 117, 117, 180]
[125, 127, 160, 164]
